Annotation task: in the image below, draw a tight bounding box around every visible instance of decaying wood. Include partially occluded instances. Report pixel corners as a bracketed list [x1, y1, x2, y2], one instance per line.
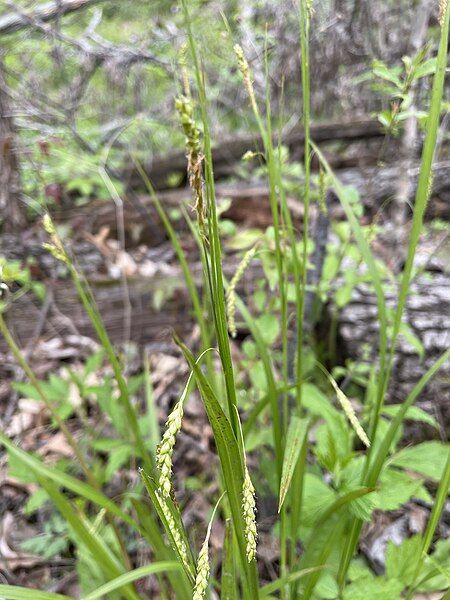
[1, 221, 449, 431]
[124, 118, 385, 190]
[340, 269, 450, 435]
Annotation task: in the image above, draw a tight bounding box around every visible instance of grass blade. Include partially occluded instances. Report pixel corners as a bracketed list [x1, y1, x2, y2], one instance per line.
[83, 562, 182, 600]
[37, 477, 140, 600]
[221, 518, 238, 600]
[175, 337, 260, 598]
[0, 588, 70, 600]
[0, 432, 138, 528]
[278, 416, 309, 512]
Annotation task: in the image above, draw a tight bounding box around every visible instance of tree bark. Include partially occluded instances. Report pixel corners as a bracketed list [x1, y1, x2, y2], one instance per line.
[0, 54, 25, 231]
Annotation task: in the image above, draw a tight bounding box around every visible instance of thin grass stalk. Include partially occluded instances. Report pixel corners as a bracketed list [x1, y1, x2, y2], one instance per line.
[370, 0, 450, 446]
[234, 40, 284, 477]
[0, 314, 92, 483]
[295, 0, 312, 411]
[336, 5, 450, 588]
[181, 0, 239, 437]
[406, 448, 450, 599]
[132, 158, 210, 352]
[288, 0, 313, 578]
[67, 261, 154, 475]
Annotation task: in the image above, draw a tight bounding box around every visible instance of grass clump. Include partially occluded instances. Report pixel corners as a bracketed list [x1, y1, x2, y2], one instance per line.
[0, 1, 449, 599]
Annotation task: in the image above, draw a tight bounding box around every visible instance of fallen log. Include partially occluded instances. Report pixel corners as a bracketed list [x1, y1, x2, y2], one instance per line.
[339, 271, 450, 436]
[1, 225, 448, 434]
[53, 159, 450, 248]
[123, 118, 386, 190]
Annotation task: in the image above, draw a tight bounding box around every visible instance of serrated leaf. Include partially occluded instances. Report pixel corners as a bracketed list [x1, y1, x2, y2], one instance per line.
[385, 535, 423, 586]
[391, 441, 449, 481]
[343, 575, 403, 600]
[278, 416, 309, 511]
[382, 405, 438, 429]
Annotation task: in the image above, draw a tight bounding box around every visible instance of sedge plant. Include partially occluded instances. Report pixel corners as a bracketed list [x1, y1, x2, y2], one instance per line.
[0, 1, 449, 599]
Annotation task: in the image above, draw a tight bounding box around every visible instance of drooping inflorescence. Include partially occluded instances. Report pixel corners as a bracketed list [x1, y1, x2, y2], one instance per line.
[175, 95, 206, 240]
[192, 531, 210, 600]
[156, 489, 190, 572]
[242, 465, 257, 562]
[234, 44, 258, 115]
[439, 0, 448, 27]
[226, 244, 258, 338]
[42, 214, 70, 265]
[328, 374, 371, 448]
[157, 398, 184, 497]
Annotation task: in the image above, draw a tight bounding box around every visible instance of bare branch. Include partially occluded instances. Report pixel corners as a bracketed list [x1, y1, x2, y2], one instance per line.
[0, 0, 107, 35]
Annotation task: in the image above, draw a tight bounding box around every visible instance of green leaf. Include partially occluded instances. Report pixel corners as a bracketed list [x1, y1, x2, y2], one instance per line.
[36, 477, 140, 600]
[0, 432, 138, 530]
[385, 535, 423, 587]
[343, 575, 403, 600]
[373, 468, 430, 511]
[381, 405, 438, 429]
[0, 587, 70, 600]
[175, 338, 259, 597]
[278, 416, 309, 511]
[255, 314, 280, 345]
[391, 441, 450, 481]
[221, 518, 238, 600]
[83, 562, 182, 600]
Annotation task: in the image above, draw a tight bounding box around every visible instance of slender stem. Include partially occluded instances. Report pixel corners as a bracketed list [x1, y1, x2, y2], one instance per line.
[0, 314, 93, 483]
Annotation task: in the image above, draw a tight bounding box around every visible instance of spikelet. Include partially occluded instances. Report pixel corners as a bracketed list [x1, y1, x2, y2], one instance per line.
[328, 374, 371, 448]
[178, 42, 191, 98]
[156, 489, 190, 571]
[192, 494, 223, 600]
[242, 465, 257, 562]
[226, 244, 258, 338]
[439, 0, 448, 26]
[157, 399, 184, 497]
[192, 532, 210, 600]
[42, 214, 69, 265]
[306, 0, 315, 17]
[234, 44, 258, 115]
[157, 373, 193, 497]
[175, 95, 206, 240]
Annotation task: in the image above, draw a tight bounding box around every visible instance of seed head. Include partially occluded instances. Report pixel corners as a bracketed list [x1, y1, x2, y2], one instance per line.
[175, 95, 206, 241]
[156, 490, 190, 571]
[234, 44, 258, 114]
[242, 465, 257, 562]
[439, 0, 448, 26]
[42, 214, 69, 265]
[328, 375, 370, 448]
[192, 534, 210, 600]
[226, 244, 258, 338]
[157, 399, 184, 497]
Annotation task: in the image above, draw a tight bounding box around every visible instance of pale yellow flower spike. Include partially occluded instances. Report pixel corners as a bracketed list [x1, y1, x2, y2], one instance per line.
[234, 44, 258, 115]
[226, 244, 258, 338]
[328, 374, 371, 448]
[157, 372, 193, 497]
[42, 214, 69, 265]
[242, 465, 257, 562]
[192, 494, 224, 600]
[156, 490, 190, 572]
[439, 0, 448, 27]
